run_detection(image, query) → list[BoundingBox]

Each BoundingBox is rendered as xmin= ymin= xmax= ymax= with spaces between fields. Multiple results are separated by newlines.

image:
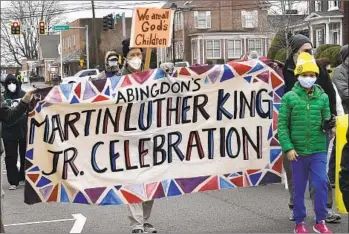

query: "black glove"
xmin=323 ymin=115 xmax=336 ymax=132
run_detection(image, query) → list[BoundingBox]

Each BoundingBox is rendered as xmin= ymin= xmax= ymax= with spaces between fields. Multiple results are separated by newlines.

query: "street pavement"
xmin=1 ymin=82 xmax=347 ymax=233
xmin=1 ymin=168 xmax=348 ymax=233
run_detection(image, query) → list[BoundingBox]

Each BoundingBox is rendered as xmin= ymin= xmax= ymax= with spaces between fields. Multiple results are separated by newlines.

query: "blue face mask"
xmin=298 ymin=76 xmax=317 ymax=88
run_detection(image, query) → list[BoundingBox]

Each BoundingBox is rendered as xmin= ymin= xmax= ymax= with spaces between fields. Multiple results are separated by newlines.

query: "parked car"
xmin=61 ymin=69 xmax=100 ymax=84
xmin=175 ymin=61 xmax=190 ymax=67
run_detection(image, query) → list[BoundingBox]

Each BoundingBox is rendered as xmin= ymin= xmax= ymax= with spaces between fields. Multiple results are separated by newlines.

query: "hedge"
xmin=267 ymin=32 xmax=287 ymax=60
xmin=318 ymin=46 xmax=341 ymax=67
xmin=274 ymin=48 xmax=287 ymax=63
xmin=315 ymin=44 xmax=338 ymax=59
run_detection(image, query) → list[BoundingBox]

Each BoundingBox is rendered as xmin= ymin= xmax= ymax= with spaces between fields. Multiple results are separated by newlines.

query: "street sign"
xmin=52 ymin=25 xmax=70 ymax=31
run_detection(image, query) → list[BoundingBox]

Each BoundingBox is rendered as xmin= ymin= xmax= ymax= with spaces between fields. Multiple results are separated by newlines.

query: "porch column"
xmin=197 ymin=39 xmax=201 ymax=64
xmin=340 ymin=21 xmax=343 ymax=45
xmin=309 ymin=25 xmax=314 ymax=45
xmin=325 ymin=22 xmax=330 ymax=44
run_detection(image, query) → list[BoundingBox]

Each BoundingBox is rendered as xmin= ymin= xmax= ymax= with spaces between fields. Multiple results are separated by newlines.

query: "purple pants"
xmin=291 ymin=152 xmax=328 ymax=224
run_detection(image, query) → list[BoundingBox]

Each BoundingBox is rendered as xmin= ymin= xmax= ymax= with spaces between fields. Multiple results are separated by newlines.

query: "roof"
xmin=268 ymin=15 xmax=306 ymax=30
xmin=39 ymin=35 xmax=60 ymax=59
xmin=52 ymin=50 xmax=83 ymax=65
xmin=316 ymin=10 xmax=344 ymax=17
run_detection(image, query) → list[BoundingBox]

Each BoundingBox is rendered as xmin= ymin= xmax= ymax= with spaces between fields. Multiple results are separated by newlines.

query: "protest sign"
xmin=130 ymin=7 xmax=174 ymax=48
xmin=24 ymin=61 xmax=284 ymax=206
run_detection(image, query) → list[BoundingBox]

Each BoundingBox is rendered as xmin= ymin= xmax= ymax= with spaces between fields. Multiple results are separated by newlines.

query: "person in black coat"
xmin=339 ymin=129 xmax=349 ymax=213
xmin=2 ymin=74 xmax=27 ymax=190
xmin=281 ymin=34 xmax=341 ymax=223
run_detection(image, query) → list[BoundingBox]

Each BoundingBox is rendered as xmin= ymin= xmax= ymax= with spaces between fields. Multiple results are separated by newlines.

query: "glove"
xmin=21 ymin=89 xmax=36 ymax=104
xmin=323 ymin=115 xmax=336 ymax=132
xmin=160 ymin=62 xmax=174 ymax=74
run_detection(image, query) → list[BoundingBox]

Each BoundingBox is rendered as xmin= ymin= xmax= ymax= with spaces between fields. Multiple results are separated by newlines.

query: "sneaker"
xmin=325 ymin=210 xmax=341 ymax=223
xmin=8 ymin=185 xmax=17 ymax=190
xmin=313 ymin=220 xmax=332 ymax=233
xmin=144 ymin=223 xmax=157 ymax=233
xmin=294 ymin=222 xmax=310 ymax=233
xmin=19 ymin=181 xmax=25 ymax=186
xmin=289 ymin=210 xmax=295 ymax=221
xmin=132 ymin=229 xmax=144 ymax=233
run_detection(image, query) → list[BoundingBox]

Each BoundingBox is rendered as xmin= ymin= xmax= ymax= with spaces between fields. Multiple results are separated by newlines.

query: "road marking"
xmin=5 ymin=213 xmax=87 ymax=233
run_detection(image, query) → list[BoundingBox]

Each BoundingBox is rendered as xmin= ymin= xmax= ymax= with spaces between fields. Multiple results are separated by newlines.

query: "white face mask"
xmin=7 ymin=83 xmax=17 ymax=93
xmin=108 ymin=60 xmax=118 ymax=67
xmin=127 ymin=57 xmax=142 ymax=70
xmin=298 ymin=76 xmax=317 ymax=88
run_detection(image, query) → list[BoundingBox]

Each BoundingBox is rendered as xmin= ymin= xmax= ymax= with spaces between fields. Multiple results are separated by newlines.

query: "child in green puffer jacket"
xmin=278 ymin=52 xmax=335 ymax=234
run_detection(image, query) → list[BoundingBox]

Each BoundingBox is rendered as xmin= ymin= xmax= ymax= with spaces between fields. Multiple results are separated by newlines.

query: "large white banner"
xmin=25 ymin=61 xmax=284 ymax=205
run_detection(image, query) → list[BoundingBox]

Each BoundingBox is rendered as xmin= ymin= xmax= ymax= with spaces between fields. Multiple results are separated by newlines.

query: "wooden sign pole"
xmin=144 ymin=48 xmax=152 ymax=71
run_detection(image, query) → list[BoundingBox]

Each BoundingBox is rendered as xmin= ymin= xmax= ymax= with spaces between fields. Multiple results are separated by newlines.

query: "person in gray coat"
xmin=0 ymin=88 xmax=35 ymax=233
xmin=333 ymin=44 xmax=349 ymax=114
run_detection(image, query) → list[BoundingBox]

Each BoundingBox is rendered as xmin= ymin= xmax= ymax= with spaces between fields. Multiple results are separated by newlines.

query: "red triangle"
xmin=244 ymin=173 xmax=250 ymax=186
xmin=74 ymin=83 xmax=81 ymax=98
xmin=253 ymin=78 xmax=259 ymax=83
xmin=47 ymin=185 xmax=59 ymax=202
xmin=179 ymin=67 xmax=191 ymax=76
xmin=152 ymin=183 xmax=165 ymax=199
xmin=199 ymin=176 xmax=219 ymax=192
xmin=132 ymin=70 xmax=154 ymax=84
xmin=272 ymin=156 xmax=283 ymax=174
xmin=121 ymin=75 xmax=132 ymax=87
xmin=28 ymin=174 xmax=39 ymax=184
xmin=230 ymin=176 xmax=243 ymax=187
xmin=146 ymin=182 xmax=158 ymax=199
xmin=231 ymin=62 xmax=252 ymax=76
xmin=271 ymin=72 xmax=283 ymax=89
xmin=247 ymin=169 xmax=260 ymax=175
xmin=92 ymin=95 xmax=109 ymax=102
xmin=273 ymin=110 xmax=278 ymax=131
xmin=270 ymin=138 xmax=280 ymax=146
xmin=121 ymin=189 xmax=143 ymax=204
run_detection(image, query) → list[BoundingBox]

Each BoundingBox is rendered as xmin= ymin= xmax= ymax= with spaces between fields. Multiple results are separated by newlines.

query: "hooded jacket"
xmin=97 ymin=51 xmax=122 ymax=79
xmin=1 ymin=74 xmax=27 ymax=140
xmin=332 ymin=45 xmax=349 ymax=114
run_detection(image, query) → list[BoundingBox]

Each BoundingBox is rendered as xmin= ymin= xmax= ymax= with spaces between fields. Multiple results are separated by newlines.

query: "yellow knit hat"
xmin=294 ymin=52 xmax=319 ymax=76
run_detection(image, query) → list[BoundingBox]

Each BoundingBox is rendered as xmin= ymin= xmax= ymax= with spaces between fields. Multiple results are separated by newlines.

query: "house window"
xmin=206 ymin=40 xmax=221 ymax=59
xmin=175 ymin=12 xmax=183 ymax=30
xmin=194 ymin=11 xmax=211 ymax=29
xmin=316 ymin=29 xmax=324 ymax=47
xmin=315 ymin=0 xmax=322 ymax=11
xmin=328 ymin=1 xmax=340 ymax=10
xmin=227 ymin=40 xmax=242 ymax=58
xmin=329 ymin=23 xmax=340 ymax=44
xmin=242 ymin=10 xmax=258 ymax=28
xmin=192 ymin=40 xmax=197 ymax=59
xmin=73 ymin=34 xmax=76 ymax=46
xmin=248 ymin=39 xmax=263 ymax=55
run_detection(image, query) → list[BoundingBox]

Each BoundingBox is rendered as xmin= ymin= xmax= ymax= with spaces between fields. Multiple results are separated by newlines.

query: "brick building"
xmin=158 ymin=0 xmax=271 ymax=65
xmin=52 ymin=17 xmax=132 ymax=76
xmin=343 ymin=0 xmax=348 ymax=45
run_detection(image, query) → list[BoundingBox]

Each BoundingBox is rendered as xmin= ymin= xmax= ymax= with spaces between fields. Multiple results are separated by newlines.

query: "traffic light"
xmin=39 ymin=20 xmax=45 ymax=35
xmin=103 ymin=14 xmax=114 ymax=31
xmin=80 ymin=59 xmax=85 ymax=68
xmin=115 ymin=14 xmax=121 ymax=20
xmin=11 ymin=21 xmax=21 ymax=35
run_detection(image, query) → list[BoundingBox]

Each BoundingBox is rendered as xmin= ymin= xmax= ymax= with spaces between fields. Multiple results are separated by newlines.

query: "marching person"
xmin=1 ymin=75 xmax=27 ymax=190
xmin=281 ymin=34 xmax=340 ymax=223
xmin=278 ymin=52 xmax=335 ymax=233
xmin=0 ymin=86 xmax=35 ymax=233
xmin=332 ymin=44 xmax=348 ymax=114
xmin=120 ymin=38 xmax=173 ymax=233
xmin=339 ymin=129 xmax=349 ymax=213
xmin=97 ymin=51 xmax=122 ymax=79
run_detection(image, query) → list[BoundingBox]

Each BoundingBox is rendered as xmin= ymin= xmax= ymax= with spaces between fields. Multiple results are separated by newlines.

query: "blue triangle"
xmin=114 ymin=185 xmax=122 ymax=190
xmin=60 ymin=185 xmax=70 ymax=202
xmin=36 ymin=176 xmax=52 ymax=188
xmin=112 ymin=93 xmax=117 ymax=98
xmin=110 ymin=75 xmax=122 ymax=89
xmin=237 ymin=171 xmax=243 ymax=175
xmin=60 ymin=83 xmax=73 ymax=100
xmin=100 ymin=189 xmax=123 ymax=205
xmin=70 ymin=96 xmax=80 ymax=104
xmin=73 ymin=191 xmax=89 ymax=204
xmin=268 ymin=125 xmax=273 ymax=140
xmin=244 ymin=76 xmax=252 ymax=83
xmin=162 ymin=180 xmax=170 ymax=193
xmin=154 ymin=69 xmax=166 ymax=80
xmin=204 ymin=77 xmax=209 ymax=84
xmin=219 ymin=177 xmax=234 ymax=189
xmin=269 ymin=91 xmax=273 ymax=97
xmin=273 ymin=104 xmax=280 ymax=111
xmin=249 ymin=172 xmax=263 ymax=185
xmin=229 ymin=173 xmax=240 ymax=177
xmin=248 ymin=63 xmax=264 ymax=74
xmin=167 ymin=180 xmax=182 ymax=197
xmin=36 ymin=102 xmax=43 ymax=113
xmin=270 ymin=149 xmax=282 ymax=164
xmin=220 ymin=65 xmax=234 ymax=82
xmin=28 ymin=166 xmax=40 ymax=172
xmin=104 ymin=86 xmax=110 ymax=96
xmin=276 ymin=86 xmax=284 ymax=97
xmin=26 ymin=149 xmax=34 ymax=160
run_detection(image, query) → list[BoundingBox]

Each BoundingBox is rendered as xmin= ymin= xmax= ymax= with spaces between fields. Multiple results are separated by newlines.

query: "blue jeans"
xmin=291 ymin=153 xmax=328 ymax=224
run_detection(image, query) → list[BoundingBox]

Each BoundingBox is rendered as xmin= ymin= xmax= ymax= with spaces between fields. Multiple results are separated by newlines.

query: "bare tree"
xmin=0 ymin=1 xmax=62 ymax=66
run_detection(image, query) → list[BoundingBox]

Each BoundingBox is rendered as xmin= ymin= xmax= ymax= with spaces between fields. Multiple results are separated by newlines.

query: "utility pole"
xmin=91 ymin=1 xmax=99 ymax=67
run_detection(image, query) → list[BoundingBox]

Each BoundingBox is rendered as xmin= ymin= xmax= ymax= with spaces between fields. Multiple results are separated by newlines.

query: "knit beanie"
xmin=290 ymin=34 xmax=312 ymax=54
xmin=122 ymin=38 xmax=143 ymax=58
xmin=294 ymin=52 xmax=319 ymax=76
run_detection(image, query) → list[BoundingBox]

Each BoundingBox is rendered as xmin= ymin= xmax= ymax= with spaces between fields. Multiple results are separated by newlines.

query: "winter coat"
xmin=333 ymin=84 xmax=345 ymax=116
xmin=332 ymin=64 xmax=349 ymax=114
xmin=2 ymin=75 xmax=27 ymax=140
xmin=278 ymin=82 xmax=331 ymax=155
xmin=339 ymin=129 xmax=349 ymax=193
xmin=282 ymin=58 xmax=337 ymax=116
